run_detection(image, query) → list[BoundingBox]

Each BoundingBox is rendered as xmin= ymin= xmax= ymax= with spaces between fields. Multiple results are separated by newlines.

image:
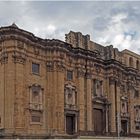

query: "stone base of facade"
xmin=1 ymin=131 xmax=140 ymax=139
xmin=128 ymin=133 xmax=140 ymax=137
xmin=0 ymin=133 xmax=50 ymax=139
xmin=49 ymin=134 xmax=78 ymax=139
xmin=109 ymin=132 xmax=118 ymax=137
xmin=79 ymin=130 xmax=95 ymax=136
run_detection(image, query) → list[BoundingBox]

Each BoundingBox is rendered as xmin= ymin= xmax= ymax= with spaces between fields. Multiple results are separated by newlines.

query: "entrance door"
xmin=94 ymin=109 xmax=104 ymax=135
xmin=66 ymin=115 xmax=75 ymax=135
xmin=121 ymin=120 xmax=127 ymax=136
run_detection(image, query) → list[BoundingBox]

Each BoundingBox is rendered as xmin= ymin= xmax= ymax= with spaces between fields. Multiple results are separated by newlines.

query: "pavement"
xmin=79 ymin=136 xmax=140 ymax=140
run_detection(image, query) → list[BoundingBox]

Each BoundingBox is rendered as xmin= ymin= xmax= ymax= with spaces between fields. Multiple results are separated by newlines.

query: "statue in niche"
xmin=29 ymin=84 xmax=43 ymax=111
xmin=64 ymin=84 xmax=76 ymax=106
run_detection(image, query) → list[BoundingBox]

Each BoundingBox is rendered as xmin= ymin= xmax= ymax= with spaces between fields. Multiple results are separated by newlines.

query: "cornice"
xmin=0 ymin=25 xmax=140 ymax=78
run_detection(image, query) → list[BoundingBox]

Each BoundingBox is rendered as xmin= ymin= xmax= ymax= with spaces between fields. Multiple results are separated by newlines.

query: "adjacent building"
xmin=0 ymin=23 xmax=140 ymax=138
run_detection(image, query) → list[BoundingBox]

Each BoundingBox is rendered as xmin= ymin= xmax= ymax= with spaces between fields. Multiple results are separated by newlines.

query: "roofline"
xmin=122 ymin=49 xmax=140 ymax=58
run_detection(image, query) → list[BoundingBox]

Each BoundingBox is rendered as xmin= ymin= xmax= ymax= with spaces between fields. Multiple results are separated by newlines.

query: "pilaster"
xmin=109 ymin=78 xmax=116 ymax=134
xmin=77 ymin=69 xmax=85 ymax=131
xmin=52 ymin=70 xmax=58 ymax=134
xmin=129 ymin=87 xmax=135 ymax=134
xmin=57 ymin=70 xmax=65 ymax=134
xmin=116 ymin=81 xmax=121 ymax=136
xmin=46 ymin=61 xmax=54 ymax=134
xmin=14 ymin=56 xmax=25 ymax=130
xmin=86 ymin=77 xmax=92 ymax=131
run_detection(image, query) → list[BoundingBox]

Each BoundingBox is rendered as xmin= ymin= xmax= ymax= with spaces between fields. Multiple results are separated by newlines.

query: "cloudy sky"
xmin=1 ymin=1 xmax=140 ymax=54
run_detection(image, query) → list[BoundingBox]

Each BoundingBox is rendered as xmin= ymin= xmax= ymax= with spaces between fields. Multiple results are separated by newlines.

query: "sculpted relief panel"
xmin=64 ymin=84 xmax=77 ymax=109
xmin=29 ymin=84 xmax=43 ymax=111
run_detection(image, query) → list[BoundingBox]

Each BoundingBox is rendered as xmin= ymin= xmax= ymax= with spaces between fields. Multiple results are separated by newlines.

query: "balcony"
xmin=29 ymin=103 xmax=43 ymax=111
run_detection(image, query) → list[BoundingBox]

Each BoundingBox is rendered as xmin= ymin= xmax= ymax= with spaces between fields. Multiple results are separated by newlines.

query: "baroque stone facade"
xmin=0 ymin=23 xmax=140 ymax=138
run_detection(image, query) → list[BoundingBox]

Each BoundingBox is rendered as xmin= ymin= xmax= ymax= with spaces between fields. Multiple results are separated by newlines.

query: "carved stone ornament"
xmin=17 ymin=41 xmax=24 ymax=49
xmin=68 ymin=56 xmax=72 ymax=64
xmin=96 ymin=67 xmax=101 ymax=73
xmin=12 ymin=51 xmax=26 ymax=64
xmin=89 ymin=61 xmax=94 ymax=67
xmin=60 ymin=52 xmax=64 ymax=59
xmin=0 ymin=50 xmax=8 ymax=64
xmin=95 ymin=64 xmax=101 ymax=74
xmin=85 ymin=70 xmax=92 ymax=79
xmin=29 ymin=84 xmax=43 ymax=112
xmin=127 ymin=81 xmax=134 ymax=91
xmin=64 ymin=83 xmax=77 ymax=110
xmin=34 ymin=47 xmax=40 ymax=55
xmin=77 ymin=68 xmax=85 ymax=78
xmin=56 ymin=61 xmax=65 ymax=72
xmin=46 ymin=61 xmax=54 ymax=71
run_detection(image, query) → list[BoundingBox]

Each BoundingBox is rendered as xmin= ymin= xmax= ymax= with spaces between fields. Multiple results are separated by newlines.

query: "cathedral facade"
xmin=0 ymin=24 xmax=140 ymax=138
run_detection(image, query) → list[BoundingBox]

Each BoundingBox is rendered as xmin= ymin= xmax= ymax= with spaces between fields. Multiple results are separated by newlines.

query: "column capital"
xmin=85 ymin=72 xmax=92 ymax=79
xmin=12 ymin=51 xmax=26 ymax=64
xmin=77 ymin=68 xmax=85 ymax=78
xmin=0 ymin=51 xmax=8 ymax=64
xmin=54 ymin=60 xmax=65 ymax=72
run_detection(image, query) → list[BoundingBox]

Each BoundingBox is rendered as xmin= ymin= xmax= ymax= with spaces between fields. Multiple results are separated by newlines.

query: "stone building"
xmin=0 ymin=23 xmax=140 ymax=138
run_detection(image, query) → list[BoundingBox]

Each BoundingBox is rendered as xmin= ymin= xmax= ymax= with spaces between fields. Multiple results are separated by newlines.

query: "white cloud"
xmin=47 ymin=24 xmax=56 ymax=33
xmin=94 ymin=12 xmax=140 ymax=53
xmin=0 ymin=1 xmax=140 ymax=54
xmin=113 ymin=34 xmax=124 ymax=46
xmin=112 ymin=13 xmax=127 ymax=23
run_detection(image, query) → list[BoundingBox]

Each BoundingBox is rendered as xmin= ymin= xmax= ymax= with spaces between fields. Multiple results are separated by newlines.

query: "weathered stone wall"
xmin=0 ymin=25 xmax=140 ymax=138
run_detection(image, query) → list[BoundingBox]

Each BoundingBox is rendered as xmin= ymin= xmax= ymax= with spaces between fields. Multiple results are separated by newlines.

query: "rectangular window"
xmin=31 ymin=116 xmax=41 ymax=122
xmin=67 ymin=70 xmax=73 ymax=80
xmin=32 ymin=63 xmax=40 ymax=74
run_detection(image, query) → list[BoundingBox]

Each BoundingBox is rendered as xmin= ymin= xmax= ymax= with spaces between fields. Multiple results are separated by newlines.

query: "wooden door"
xmin=66 ymin=115 xmax=75 ymax=135
xmin=121 ymin=120 xmax=127 ymax=136
xmin=94 ymin=109 xmax=103 ymax=135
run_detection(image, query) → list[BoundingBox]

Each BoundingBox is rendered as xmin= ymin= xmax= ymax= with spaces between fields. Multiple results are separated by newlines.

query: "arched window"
xmin=136 ymin=60 xmax=139 ymax=70
xmin=129 ymin=57 xmax=133 ymax=67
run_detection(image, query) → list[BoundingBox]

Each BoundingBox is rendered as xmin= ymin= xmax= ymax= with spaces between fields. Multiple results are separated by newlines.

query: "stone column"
xmin=0 ymin=63 xmax=5 ymax=129
xmin=86 ymin=77 xmax=92 ymax=132
xmin=0 ymin=45 xmax=16 ymax=134
xmin=1 ymin=51 xmax=15 ymax=131
xmin=46 ymin=62 xmax=54 ymax=134
xmin=13 ymin=57 xmax=26 ymax=135
xmin=129 ymin=87 xmax=134 ymax=134
xmin=50 ymin=60 xmax=65 ymax=136
xmin=57 ymin=70 xmax=65 ymax=134
xmin=105 ymin=105 xmax=109 ymax=133
xmin=52 ymin=70 xmax=58 ymax=134
xmin=77 ymin=70 xmax=85 ymax=132
xmin=116 ymin=82 xmax=121 ymax=136
xmin=109 ymin=78 xmax=116 ymax=135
